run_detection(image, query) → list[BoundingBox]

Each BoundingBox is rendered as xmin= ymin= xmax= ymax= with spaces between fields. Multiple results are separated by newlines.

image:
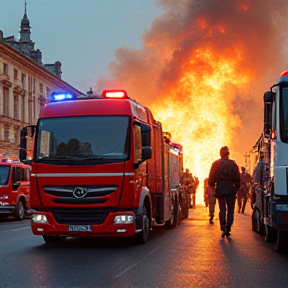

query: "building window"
xmin=14 ymin=69 xmax=18 ymax=80
xmin=14 ymin=129 xmax=19 ymax=144
xmin=14 ymin=95 xmax=19 ymax=120
xmin=3 ymin=88 xmax=9 ymax=117
xmin=21 ymin=73 xmax=26 ymax=89
xmin=33 ymin=96 xmax=36 ymax=122
xmin=39 ymin=83 xmax=43 ymax=93
xmin=29 ymin=99 xmax=33 ymax=124
xmin=28 ymin=76 xmax=32 ymax=92
xmin=3 ymin=63 xmax=8 ymax=75
xmin=21 ymin=95 xmax=25 ymax=122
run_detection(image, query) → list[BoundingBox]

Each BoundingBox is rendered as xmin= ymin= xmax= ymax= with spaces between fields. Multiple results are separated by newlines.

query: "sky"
xmin=0 ymin=0 xmax=164 ymax=93
xmin=2 ymin=0 xmax=288 ymax=186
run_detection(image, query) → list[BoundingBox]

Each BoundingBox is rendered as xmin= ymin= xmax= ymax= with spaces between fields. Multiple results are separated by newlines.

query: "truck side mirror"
xmin=142 ymin=146 xmax=152 ymax=161
xmin=19 ymin=125 xmax=36 ymax=163
xmin=19 ymin=128 xmax=28 ymax=161
xmin=133 ymin=146 xmax=152 ymax=169
xmin=263 ymin=91 xmax=274 ymax=134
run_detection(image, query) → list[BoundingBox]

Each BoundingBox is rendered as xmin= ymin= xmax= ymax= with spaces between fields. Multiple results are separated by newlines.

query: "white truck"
xmin=251 ymin=70 xmax=288 ymax=252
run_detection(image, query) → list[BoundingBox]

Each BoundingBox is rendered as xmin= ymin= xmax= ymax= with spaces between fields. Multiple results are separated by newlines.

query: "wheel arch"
xmin=136 ymin=187 xmax=152 ymax=219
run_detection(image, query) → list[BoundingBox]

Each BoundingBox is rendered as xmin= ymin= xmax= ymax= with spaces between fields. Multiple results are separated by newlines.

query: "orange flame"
xmin=150 ymin=47 xmax=246 ymax=185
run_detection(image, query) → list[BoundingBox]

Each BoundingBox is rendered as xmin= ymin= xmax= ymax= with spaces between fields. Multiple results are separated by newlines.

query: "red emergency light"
xmin=102 ymin=90 xmax=128 ymax=99
xmin=280 ymin=71 xmax=288 ymax=78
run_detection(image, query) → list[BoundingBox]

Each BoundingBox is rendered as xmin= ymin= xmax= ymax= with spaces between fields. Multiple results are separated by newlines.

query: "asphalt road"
xmin=1 ymin=204 xmax=288 ymax=288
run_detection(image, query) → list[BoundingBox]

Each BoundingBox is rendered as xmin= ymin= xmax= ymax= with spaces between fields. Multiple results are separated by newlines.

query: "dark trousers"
xmin=237 ymin=190 xmax=248 ymax=212
xmin=218 ymin=193 xmax=236 ymax=232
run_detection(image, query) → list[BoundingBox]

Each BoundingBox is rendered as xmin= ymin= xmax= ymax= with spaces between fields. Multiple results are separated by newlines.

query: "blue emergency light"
xmin=50 ymin=92 xmax=75 ymax=102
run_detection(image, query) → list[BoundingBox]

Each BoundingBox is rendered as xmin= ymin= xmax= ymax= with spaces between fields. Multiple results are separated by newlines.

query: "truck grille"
xmin=43 ymin=185 xmax=118 ymax=205
xmin=52 ymin=208 xmax=107 ymax=225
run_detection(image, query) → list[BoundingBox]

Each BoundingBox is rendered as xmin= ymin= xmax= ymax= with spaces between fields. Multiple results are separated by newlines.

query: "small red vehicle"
xmin=0 ymin=158 xmax=31 ymax=220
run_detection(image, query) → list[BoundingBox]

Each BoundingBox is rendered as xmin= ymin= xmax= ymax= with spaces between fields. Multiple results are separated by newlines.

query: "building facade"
xmin=0 ymin=3 xmax=83 ymax=157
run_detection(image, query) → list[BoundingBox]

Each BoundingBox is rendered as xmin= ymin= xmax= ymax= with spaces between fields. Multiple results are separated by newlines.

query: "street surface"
xmin=1 ymin=204 xmax=288 ymax=288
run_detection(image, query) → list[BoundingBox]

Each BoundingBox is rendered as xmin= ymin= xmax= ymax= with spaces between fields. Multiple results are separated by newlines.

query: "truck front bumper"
xmin=31 ymin=211 xmax=137 ymax=237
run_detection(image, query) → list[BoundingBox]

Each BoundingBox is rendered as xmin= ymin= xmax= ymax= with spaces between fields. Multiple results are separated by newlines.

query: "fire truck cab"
xmin=19 ymin=90 xmax=183 ymax=243
xmin=0 ymin=158 xmax=31 ymax=220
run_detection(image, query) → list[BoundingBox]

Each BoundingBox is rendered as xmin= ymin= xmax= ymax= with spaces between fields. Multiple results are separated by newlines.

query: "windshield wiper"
xmin=38 ymin=155 xmax=104 ymax=162
xmin=77 ymin=156 xmax=104 ymax=161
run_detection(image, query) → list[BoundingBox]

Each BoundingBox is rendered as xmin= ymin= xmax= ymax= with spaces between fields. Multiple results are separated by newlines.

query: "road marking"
xmin=115 ymin=246 xmax=160 ymax=278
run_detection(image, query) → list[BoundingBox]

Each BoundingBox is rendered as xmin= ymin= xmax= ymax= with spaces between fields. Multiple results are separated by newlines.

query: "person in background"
xmin=208 ymin=146 xmax=240 ymax=238
xmin=251 ymin=151 xmax=267 ymax=207
xmin=182 ymin=168 xmax=194 ymax=208
xmin=237 ymin=167 xmax=252 ymax=213
xmin=192 ymin=176 xmax=199 ymax=209
xmin=204 ymin=177 xmax=216 ymax=224
xmin=204 ymin=178 xmax=209 ymax=209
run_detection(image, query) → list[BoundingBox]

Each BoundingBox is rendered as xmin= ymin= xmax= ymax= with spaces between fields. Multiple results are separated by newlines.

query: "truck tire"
xmin=174 ymin=198 xmax=180 ymax=227
xmin=180 ymin=198 xmax=189 ymax=221
xmin=134 ymin=205 xmax=150 ymax=244
xmin=252 ymin=208 xmax=262 ymax=234
xmin=264 ymin=224 xmax=275 ymax=243
xmin=274 ymin=231 xmax=287 ymax=253
xmin=14 ymin=200 xmax=25 ymax=221
xmin=165 ymin=200 xmax=176 ymax=229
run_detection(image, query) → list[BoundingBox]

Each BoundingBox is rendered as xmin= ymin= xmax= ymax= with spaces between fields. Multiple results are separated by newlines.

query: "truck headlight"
xmin=32 ymin=214 xmax=48 ymax=224
xmin=113 ymin=215 xmax=135 ymax=224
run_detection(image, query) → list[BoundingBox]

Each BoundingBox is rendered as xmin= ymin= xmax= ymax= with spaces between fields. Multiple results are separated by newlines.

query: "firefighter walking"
xmin=204 ymin=177 xmax=216 ymax=224
xmin=237 ymin=167 xmax=252 ymax=213
xmin=181 ymin=169 xmax=195 ymax=208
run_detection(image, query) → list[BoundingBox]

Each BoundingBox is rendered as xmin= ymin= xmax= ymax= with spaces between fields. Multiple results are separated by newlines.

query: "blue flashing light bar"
xmin=50 ymin=92 xmax=75 ymax=102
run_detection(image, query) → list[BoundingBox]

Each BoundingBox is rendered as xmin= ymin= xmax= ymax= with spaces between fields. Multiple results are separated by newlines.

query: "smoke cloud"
xmin=96 ymin=0 xmax=288 ymax=178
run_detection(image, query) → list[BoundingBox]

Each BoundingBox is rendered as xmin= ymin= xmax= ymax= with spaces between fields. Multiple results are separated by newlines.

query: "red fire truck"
xmin=0 ymin=158 xmax=31 ymax=220
xmin=19 ymin=90 xmax=184 ymax=243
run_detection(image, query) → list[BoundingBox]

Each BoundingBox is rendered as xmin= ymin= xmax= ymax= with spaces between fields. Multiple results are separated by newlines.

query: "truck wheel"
xmin=134 ymin=205 xmax=150 ymax=244
xmin=252 ymin=208 xmax=262 ymax=233
xmin=165 ymin=200 xmax=176 ymax=229
xmin=14 ymin=200 xmax=25 ymax=221
xmin=174 ymin=198 xmax=180 ymax=227
xmin=180 ymin=198 xmax=189 ymax=221
xmin=264 ymin=224 xmax=274 ymax=243
xmin=274 ymin=231 xmax=287 ymax=253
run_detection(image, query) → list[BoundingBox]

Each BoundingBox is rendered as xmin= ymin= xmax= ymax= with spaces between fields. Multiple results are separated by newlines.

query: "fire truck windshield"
xmin=0 ymin=165 xmax=10 ymax=185
xmin=36 ymin=116 xmax=130 ymax=164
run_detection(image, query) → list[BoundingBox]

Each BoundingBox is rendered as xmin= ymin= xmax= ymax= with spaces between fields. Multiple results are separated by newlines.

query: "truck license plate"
xmin=68 ymin=225 xmax=92 ymax=232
